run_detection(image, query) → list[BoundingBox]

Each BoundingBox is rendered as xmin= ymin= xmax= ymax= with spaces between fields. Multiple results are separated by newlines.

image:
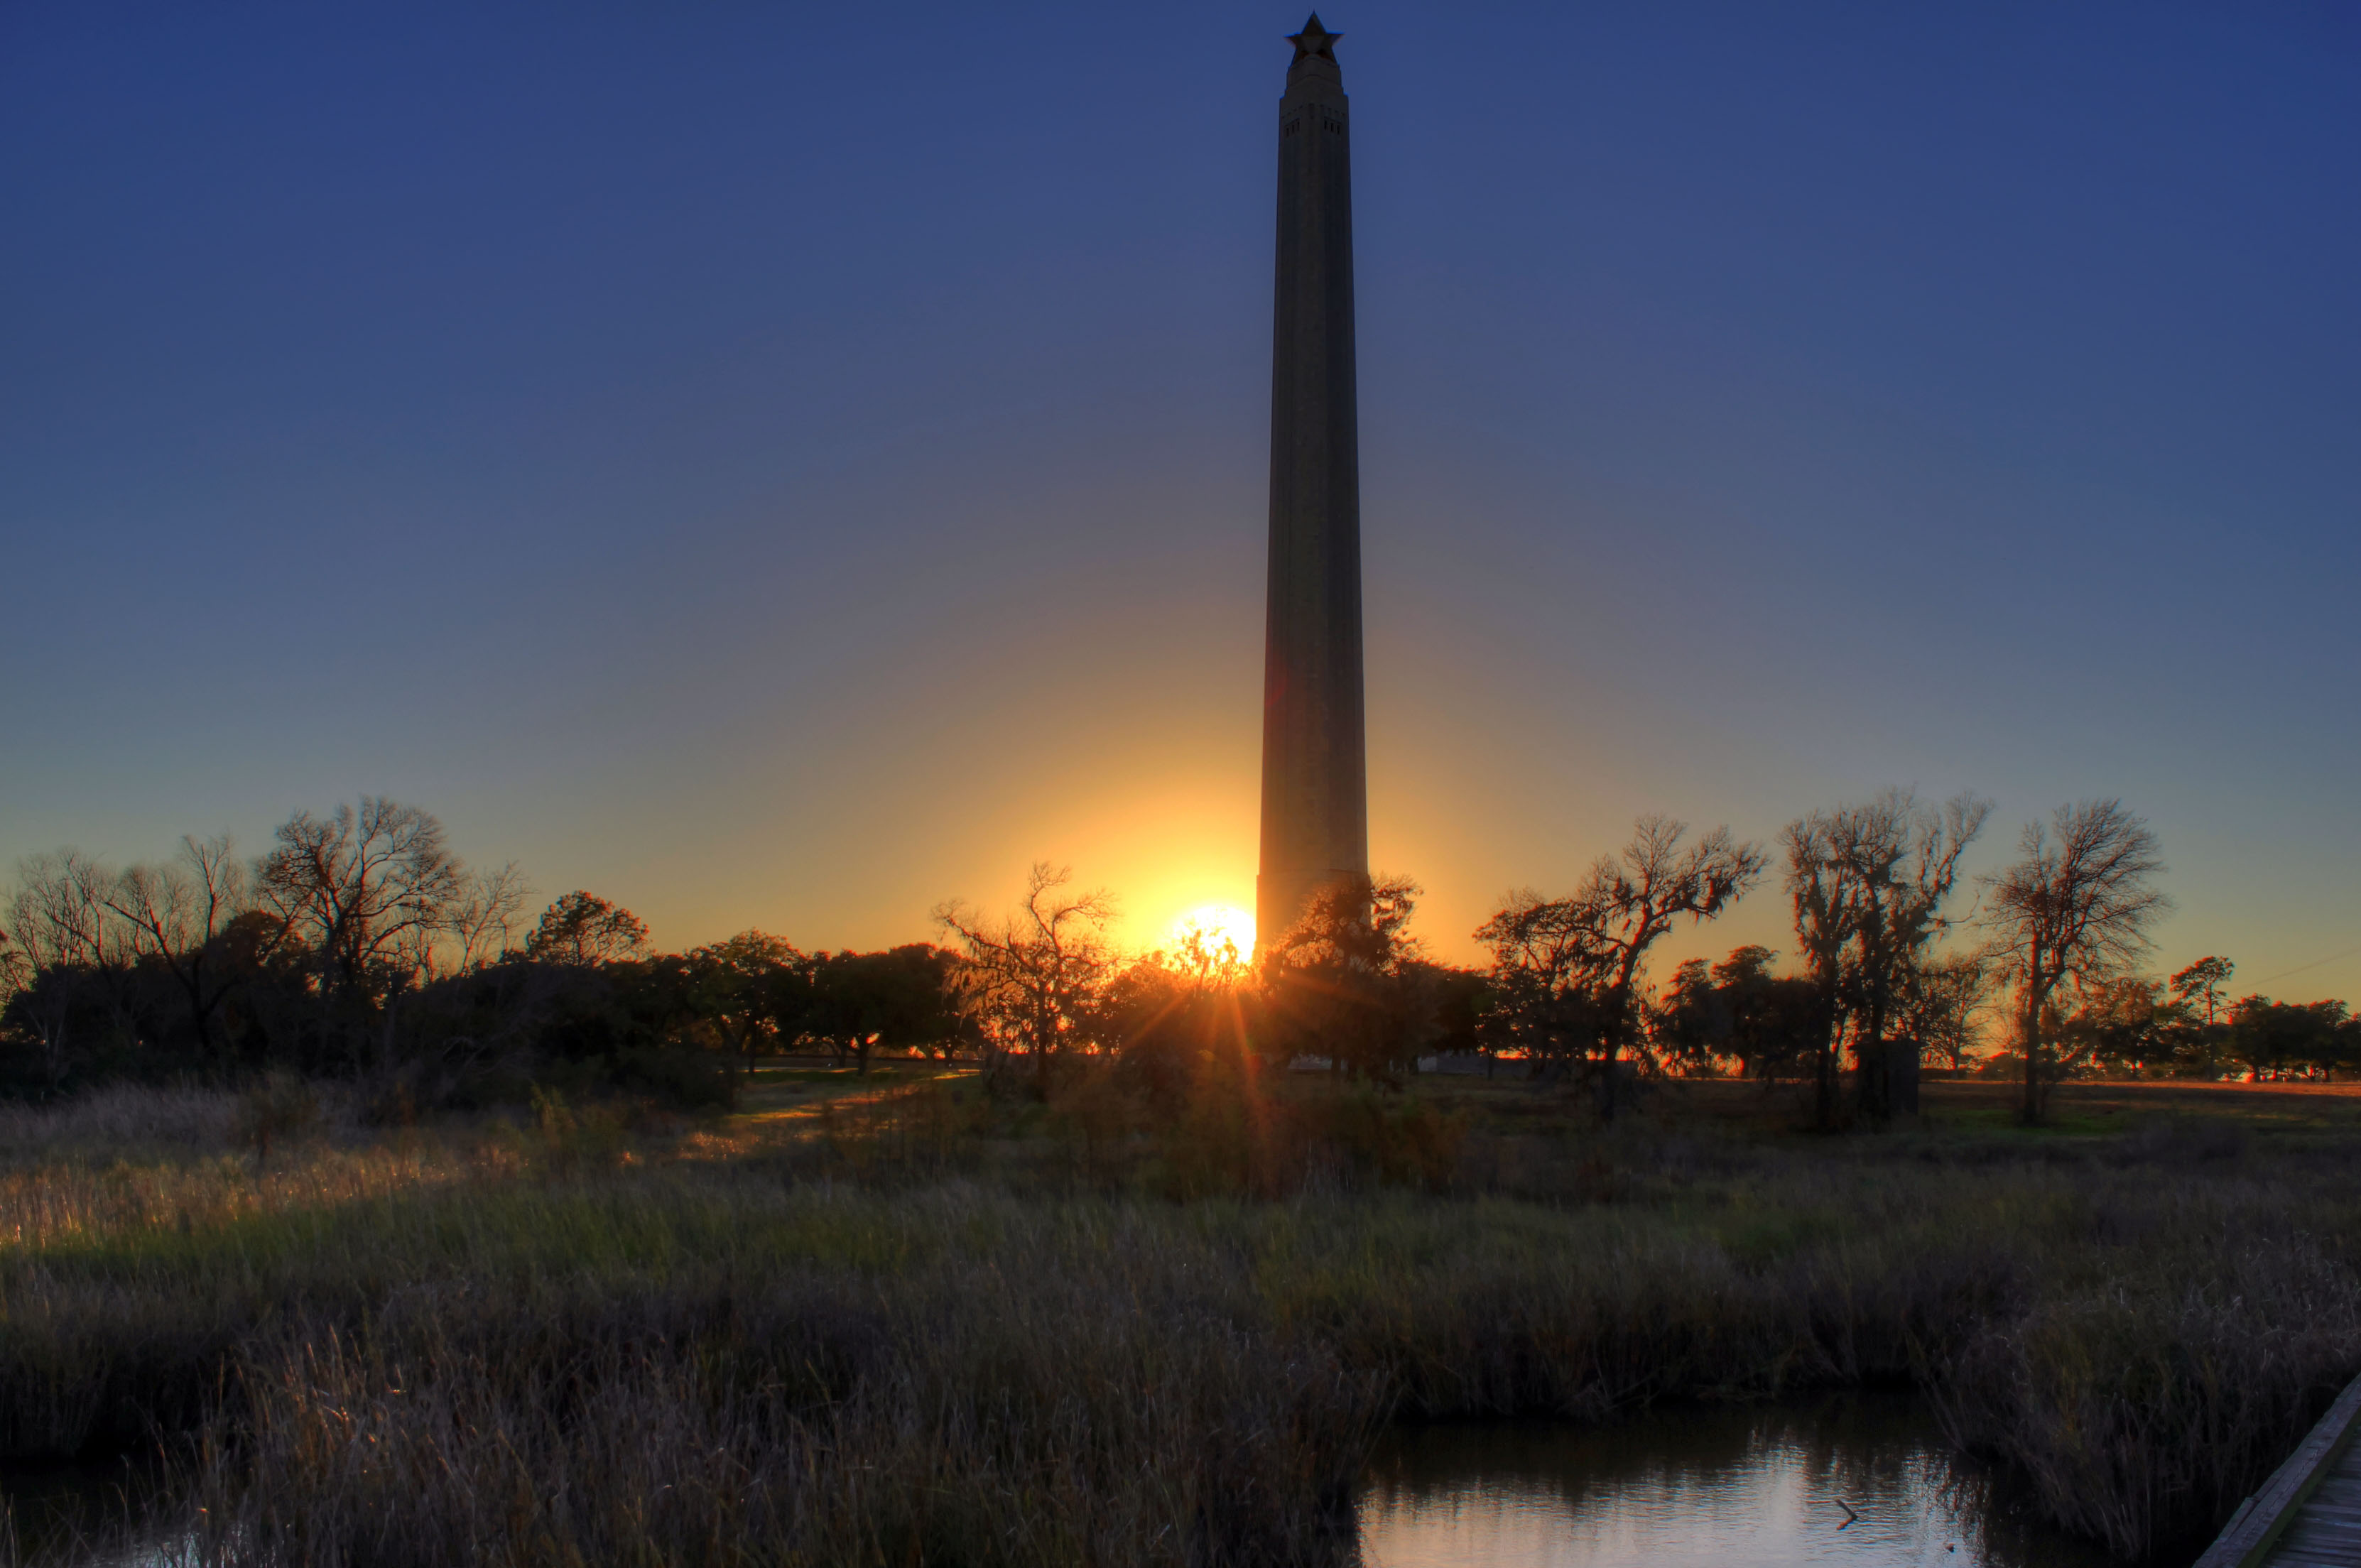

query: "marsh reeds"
xmin=0 ymin=1082 xmax=2355 ymax=1562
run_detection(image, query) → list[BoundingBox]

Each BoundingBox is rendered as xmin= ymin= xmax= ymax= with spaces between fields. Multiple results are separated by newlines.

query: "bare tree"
xmin=0 ymin=920 xmax=26 ymax=1048
xmin=1782 ymin=791 xmax=1988 ymax=1123
xmin=935 ymin=863 xmax=1117 ymax=1094
xmin=256 ymin=799 xmax=469 ymax=1070
xmin=1825 ymin=790 xmax=1989 ymax=1118
xmin=1781 ymin=815 xmax=1852 ymax=1127
xmin=447 ymin=863 xmax=532 ymax=971
xmin=257 ymin=799 xmax=465 ymax=998
xmin=1983 ymin=799 xmax=2171 ymax=1122
xmin=104 ymin=834 xmax=271 ymax=1063
xmin=1479 ymin=816 xmax=1764 ymax=1109
xmin=6 ymin=851 xmax=125 ymax=1084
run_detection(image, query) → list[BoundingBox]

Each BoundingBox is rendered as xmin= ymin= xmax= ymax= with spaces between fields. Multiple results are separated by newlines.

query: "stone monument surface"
xmin=1256 ymin=14 xmax=1370 ymax=952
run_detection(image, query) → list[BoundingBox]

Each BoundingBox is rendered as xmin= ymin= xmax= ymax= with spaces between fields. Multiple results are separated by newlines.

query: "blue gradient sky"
xmin=4 ymin=3 xmax=2356 ymax=996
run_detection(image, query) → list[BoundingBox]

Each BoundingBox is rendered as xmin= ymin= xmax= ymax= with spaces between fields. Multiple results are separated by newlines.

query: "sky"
xmin=4 ymin=2 xmax=2357 ymax=997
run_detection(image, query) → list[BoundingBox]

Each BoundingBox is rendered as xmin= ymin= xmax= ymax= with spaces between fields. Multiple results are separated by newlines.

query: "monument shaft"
xmin=1257 ymin=16 xmax=1368 ymax=952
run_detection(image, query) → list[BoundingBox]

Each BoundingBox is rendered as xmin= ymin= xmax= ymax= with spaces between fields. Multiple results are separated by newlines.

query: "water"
xmin=4 ymin=1397 xmax=2134 ymax=1567
xmin=1357 ymin=1395 xmax=2126 ymax=1568
xmin=0 ymin=1457 xmax=163 ymax=1566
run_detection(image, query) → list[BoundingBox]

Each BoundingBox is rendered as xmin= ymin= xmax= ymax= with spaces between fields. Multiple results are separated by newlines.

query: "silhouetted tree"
xmin=449 ymin=864 xmax=532 ymax=971
xmin=1900 ymin=950 xmax=1991 ymax=1072
xmin=0 ymin=923 xmax=25 ymax=1045
xmin=1827 ymin=790 xmax=1988 ymax=1118
xmin=2159 ymin=956 xmax=2236 ymax=1076
xmin=682 ymin=932 xmax=805 ymax=1075
xmin=805 ymin=946 xmax=960 ymax=1074
xmin=1259 ymin=873 xmax=1431 ymax=1082
xmin=935 ymin=863 xmax=1117 ymax=1094
xmin=103 ymin=835 xmax=274 ymax=1066
xmin=2058 ymin=975 xmax=2169 ymax=1077
xmin=1654 ymin=957 xmax=1730 ymax=1075
xmin=1102 ymin=927 xmax=1257 ymax=1106
xmin=2172 ymin=956 xmax=2235 ymax=1027
xmin=1650 ymin=945 xmax=1824 ymax=1080
xmin=2226 ymin=995 xmax=2352 ymax=1080
xmin=256 ymin=798 xmax=466 ymax=1029
xmin=6 ymin=851 xmax=124 ymax=1085
xmin=1167 ymin=915 xmax=1249 ymax=993
xmin=524 ymin=892 xmax=651 ymax=967
xmin=1781 ymin=791 xmax=1988 ymax=1125
xmin=1781 ymin=817 xmax=1852 ymax=1126
xmin=1473 ymin=888 xmax=1614 ymax=1072
xmin=1424 ymin=964 xmax=1491 ymax=1065
xmin=1983 ymin=799 xmax=2170 ymax=1123
xmin=1480 ymin=817 xmax=1763 ymax=1113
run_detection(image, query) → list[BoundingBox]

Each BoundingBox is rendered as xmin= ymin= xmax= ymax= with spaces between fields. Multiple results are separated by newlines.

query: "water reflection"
xmin=1358 ymin=1395 xmax=2120 ymax=1568
xmin=0 ymin=1456 xmax=167 ymax=1567
xmin=6 ymin=1398 xmax=2128 ymax=1568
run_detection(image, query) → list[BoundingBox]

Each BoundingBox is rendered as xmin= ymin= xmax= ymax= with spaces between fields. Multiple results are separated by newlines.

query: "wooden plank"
xmin=2283 ymin=1531 xmax=2361 ymax=1551
xmin=2286 ymin=1513 xmax=2361 ymax=1537
xmin=2193 ymin=1372 xmax=2361 ymax=1568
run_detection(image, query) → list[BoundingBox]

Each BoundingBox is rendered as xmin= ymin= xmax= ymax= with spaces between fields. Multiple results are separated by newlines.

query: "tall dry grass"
xmin=0 ymin=1082 xmax=509 ymax=1258
xmin=0 ymin=1084 xmax=2354 ymax=1562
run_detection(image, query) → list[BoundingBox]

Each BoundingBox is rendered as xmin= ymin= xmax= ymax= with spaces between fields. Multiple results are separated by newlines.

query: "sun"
xmin=1167 ymin=903 xmax=1255 ymax=959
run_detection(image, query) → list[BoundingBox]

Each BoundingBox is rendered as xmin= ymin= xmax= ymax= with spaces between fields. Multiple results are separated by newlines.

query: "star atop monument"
xmin=1287 ymin=13 xmax=1340 ymax=64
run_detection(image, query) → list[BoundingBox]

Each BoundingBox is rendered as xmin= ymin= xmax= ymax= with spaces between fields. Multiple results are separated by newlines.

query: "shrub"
xmin=229 ymin=1073 xmax=318 ymax=1167
xmin=604 ymin=1046 xmax=737 ymax=1112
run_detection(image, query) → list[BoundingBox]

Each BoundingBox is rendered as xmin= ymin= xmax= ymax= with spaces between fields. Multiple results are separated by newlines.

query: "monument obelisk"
xmin=1256 ymin=13 xmax=1368 ymax=953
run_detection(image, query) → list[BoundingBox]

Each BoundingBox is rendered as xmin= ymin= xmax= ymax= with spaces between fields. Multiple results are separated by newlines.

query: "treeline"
xmin=0 ymin=799 xmax=962 ymax=1110
xmin=4 ymin=791 xmax=2353 ymax=1123
xmin=1441 ymin=793 xmax=2349 ymax=1123
xmin=927 ymin=792 xmax=2352 ymax=1127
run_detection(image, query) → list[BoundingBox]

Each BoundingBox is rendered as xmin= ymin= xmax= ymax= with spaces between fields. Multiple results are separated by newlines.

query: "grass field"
xmin=1 ymin=1067 xmax=2357 ymax=1564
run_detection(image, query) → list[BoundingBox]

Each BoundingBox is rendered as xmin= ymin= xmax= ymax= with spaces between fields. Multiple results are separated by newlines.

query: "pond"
xmin=0 ymin=1455 xmax=163 ymax=1567
xmin=5 ymin=1396 xmax=2147 ymax=1567
xmin=1357 ymin=1395 xmax=2128 ymax=1568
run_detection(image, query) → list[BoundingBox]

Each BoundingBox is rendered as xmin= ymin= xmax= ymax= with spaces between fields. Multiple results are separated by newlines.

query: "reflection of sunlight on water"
xmin=10 ymin=1400 xmax=2115 ymax=1568
xmin=1357 ymin=1398 xmax=2116 ymax=1568
xmin=1364 ymin=1463 xmax=1964 ymax=1568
